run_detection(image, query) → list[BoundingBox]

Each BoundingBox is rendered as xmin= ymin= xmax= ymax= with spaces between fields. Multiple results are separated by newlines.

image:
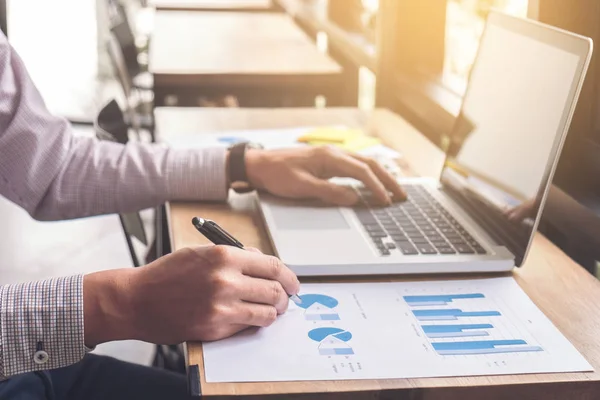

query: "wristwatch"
xmin=228 ymin=141 xmax=263 ymax=193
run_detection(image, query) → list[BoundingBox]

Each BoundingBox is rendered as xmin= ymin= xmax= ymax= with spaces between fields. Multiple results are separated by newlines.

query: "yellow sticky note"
xmin=297 ymin=127 xmax=363 ymax=144
xmin=339 ymin=135 xmax=381 ymax=151
xmin=304 ymin=136 xmax=381 ymax=151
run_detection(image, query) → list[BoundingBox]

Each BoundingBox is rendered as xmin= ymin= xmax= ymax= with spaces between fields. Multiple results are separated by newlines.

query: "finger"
xmin=298 ymin=172 xmax=359 ymax=206
xmin=233 ymin=302 xmax=279 ymax=327
xmin=507 ymin=208 xmax=525 ymax=222
xmin=245 ymin=247 xmax=263 ymax=254
xmin=236 ymin=250 xmax=300 ymax=297
xmin=350 ymin=153 xmax=407 ymax=201
xmin=320 ymin=148 xmax=391 ymax=205
xmin=238 ymin=276 xmax=289 ymax=314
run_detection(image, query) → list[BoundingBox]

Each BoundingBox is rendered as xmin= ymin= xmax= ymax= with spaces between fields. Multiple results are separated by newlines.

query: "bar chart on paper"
xmin=403 ymin=292 xmax=544 ymax=357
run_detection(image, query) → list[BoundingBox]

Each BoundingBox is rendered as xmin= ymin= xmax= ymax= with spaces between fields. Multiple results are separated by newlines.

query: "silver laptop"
xmin=257 ymin=12 xmax=593 ymax=276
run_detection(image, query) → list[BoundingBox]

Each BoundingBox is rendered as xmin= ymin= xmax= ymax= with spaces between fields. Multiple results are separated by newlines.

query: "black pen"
xmin=191 ymin=217 xmax=303 ymax=305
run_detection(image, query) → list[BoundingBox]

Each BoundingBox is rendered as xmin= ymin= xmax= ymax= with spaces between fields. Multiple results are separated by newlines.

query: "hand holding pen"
xmin=192 ymin=217 xmax=303 ymax=306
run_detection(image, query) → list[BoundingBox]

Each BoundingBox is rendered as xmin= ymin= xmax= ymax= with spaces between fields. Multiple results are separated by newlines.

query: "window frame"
xmin=375 ymin=0 xmax=540 ymax=147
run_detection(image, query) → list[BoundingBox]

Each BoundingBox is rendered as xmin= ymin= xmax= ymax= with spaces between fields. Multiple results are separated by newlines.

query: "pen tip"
xmin=290 ymin=294 xmax=303 ymax=305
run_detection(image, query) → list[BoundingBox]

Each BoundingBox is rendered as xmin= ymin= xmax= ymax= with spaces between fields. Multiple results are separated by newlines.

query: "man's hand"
xmin=504 ymin=198 xmax=539 ymax=222
xmin=245 ymin=146 xmax=406 ymax=206
xmin=83 ymin=246 xmax=300 ymax=346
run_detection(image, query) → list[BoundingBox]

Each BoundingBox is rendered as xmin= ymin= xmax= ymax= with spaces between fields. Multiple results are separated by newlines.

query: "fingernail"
xmin=377 ymin=195 xmax=391 ymax=206
xmin=396 ymin=192 xmax=408 ymax=202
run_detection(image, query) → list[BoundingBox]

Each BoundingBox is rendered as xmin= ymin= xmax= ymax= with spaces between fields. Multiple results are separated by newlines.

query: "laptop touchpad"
xmin=269 ymin=203 xmax=350 ymax=230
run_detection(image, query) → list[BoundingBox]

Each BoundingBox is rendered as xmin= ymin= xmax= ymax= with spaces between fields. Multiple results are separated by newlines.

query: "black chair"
xmin=107 ymin=0 xmax=153 ymax=91
xmin=94 ymin=99 xmax=149 ymax=267
xmin=106 ymin=31 xmax=155 ymax=142
xmin=94 ymin=99 xmax=185 ymax=373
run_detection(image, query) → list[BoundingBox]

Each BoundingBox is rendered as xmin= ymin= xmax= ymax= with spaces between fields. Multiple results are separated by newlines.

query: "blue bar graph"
xmin=422 ymin=324 xmax=493 ymax=338
xmin=404 ymin=293 xmax=485 ymax=306
xmin=405 ymin=292 xmax=544 ymax=357
xmin=432 ymin=340 xmax=543 ymax=355
xmin=413 ymin=309 xmax=501 ymax=321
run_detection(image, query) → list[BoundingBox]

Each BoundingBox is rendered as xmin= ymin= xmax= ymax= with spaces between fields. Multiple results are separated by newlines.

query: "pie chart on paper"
xmin=308 ymin=327 xmax=354 ymax=356
xmin=296 ymin=294 xmax=340 ymax=321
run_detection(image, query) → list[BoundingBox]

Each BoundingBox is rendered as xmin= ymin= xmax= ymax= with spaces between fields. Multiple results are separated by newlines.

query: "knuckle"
xmin=266 ymin=255 xmax=283 ymax=278
xmin=277 ymin=299 xmax=289 ymax=314
xmin=208 ymin=271 xmax=235 ymax=293
xmin=206 ymin=245 xmax=231 ymax=265
xmin=205 ymin=303 xmax=228 ymax=324
xmin=243 ymin=306 xmax=258 ymax=322
xmin=315 ymin=145 xmax=336 ymax=157
xmin=365 ymin=157 xmax=381 ymax=169
xmin=263 ymin=307 xmax=278 ymax=326
xmin=269 ymin=281 xmax=285 ymax=304
xmin=357 ymin=162 xmax=372 ymax=175
xmin=353 ymin=163 xmax=372 ymax=180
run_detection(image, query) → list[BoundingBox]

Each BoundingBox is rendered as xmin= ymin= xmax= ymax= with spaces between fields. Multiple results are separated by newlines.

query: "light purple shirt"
xmin=0 ymin=32 xmax=228 ymax=378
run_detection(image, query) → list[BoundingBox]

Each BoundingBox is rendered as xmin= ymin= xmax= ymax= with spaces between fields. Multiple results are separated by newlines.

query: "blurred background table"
xmin=148 ymin=0 xmax=274 ymax=12
xmin=149 ymin=10 xmax=343 ymax=107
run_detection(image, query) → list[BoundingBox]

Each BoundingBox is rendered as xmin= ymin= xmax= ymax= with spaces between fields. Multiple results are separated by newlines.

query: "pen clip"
xmin=206 ymin=220 xmax=244 ymax=248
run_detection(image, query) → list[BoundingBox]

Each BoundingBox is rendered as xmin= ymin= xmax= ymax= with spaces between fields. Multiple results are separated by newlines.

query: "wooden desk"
xmin=148 ymin=0 xmax=273 ymax=12
xmin=157 ymin=107 xmax=600 ymax=399
xmin=149 ymin=11 xmax=343 ymax=107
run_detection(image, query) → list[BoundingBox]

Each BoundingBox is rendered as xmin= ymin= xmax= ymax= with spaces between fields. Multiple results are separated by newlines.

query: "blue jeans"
xmin=0 ymin=354 xmax=192 ymax=400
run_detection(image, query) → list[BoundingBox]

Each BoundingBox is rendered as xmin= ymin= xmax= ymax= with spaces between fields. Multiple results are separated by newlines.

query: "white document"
xmin=203 ymin=277 xmax=592 ymax=382
xmin=164 ymin=127 xmax=402 ymax=159
xmin=165 ymin=127 xmax=310 ymax=150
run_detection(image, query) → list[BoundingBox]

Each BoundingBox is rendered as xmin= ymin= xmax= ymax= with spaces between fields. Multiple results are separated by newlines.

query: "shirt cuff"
xmin=0 ymin=275 xmax=86 ymax=378
xmin=164 ymin=146 xmax=229 ymax=201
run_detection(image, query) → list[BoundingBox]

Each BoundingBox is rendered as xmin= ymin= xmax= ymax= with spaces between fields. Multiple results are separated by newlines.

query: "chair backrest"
xmin=94 ymin=99 xmax=149 ymax=267
xmin=95 ymin=99 xmax=129 ymax=143
xmin=107 ymin=32 xmax=134 ymax=101
xmin=106 ymin=33 xmax=144 ymax=137
xmin=107 ymin=0 xmax=142 ymax=78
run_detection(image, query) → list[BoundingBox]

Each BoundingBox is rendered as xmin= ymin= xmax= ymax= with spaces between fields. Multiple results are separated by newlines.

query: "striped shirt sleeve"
xmin=0 ymin=28 xmax=228 ymax=378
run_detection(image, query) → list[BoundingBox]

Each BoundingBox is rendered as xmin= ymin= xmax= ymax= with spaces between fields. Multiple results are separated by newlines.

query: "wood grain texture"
xmin=149 ymin=0 xmax=273 ymax=12
xmin=157 ymin=107 xmax=600 ymax=398
xmin=149 ymin=11 xmax=341 ymax=90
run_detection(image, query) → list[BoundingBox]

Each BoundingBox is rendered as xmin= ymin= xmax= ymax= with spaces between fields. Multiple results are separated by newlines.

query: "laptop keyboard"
xmin=353 ymin=185 xmax=487 ymax=256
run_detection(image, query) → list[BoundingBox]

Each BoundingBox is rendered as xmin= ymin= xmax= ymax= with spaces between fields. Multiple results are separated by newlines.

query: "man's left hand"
xmin=245 ymin=146 xmax=406 ymax=206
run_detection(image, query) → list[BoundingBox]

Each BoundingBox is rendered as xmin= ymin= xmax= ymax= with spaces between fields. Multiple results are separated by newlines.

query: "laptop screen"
xmin=440 ymin=12 xmax=592 ymax=266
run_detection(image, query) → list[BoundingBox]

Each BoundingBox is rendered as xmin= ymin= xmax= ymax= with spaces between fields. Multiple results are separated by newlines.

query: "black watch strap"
xmin=228 ymin=142 xmax=254 ymax=193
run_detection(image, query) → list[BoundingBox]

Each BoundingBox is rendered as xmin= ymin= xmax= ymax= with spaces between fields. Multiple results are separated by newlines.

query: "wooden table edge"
xmin=149 ymin=0 xmax=274 ymax=12
xmin=150 ymin=72 xmax=344 ymax=89
xmin=152 ymin=5 xmax=275 ymax=12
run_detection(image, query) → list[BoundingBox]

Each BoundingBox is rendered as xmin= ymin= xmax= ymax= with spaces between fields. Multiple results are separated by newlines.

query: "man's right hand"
xmin=83 ymin=246 xmax=300 ymax=347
